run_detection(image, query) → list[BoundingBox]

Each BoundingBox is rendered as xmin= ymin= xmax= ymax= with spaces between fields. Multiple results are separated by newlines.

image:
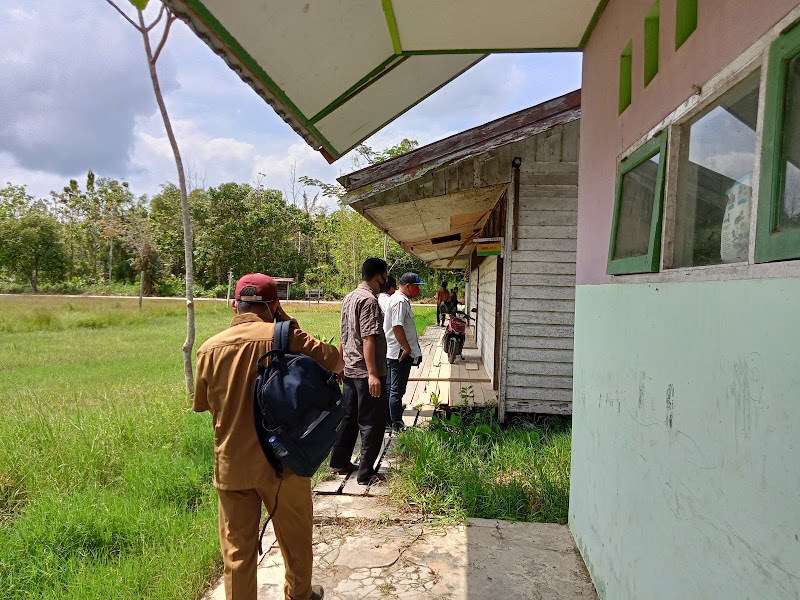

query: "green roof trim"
xmin=579 ymin=0 xmax=610 ymax=49
xmin=331 ymin=56 xmax=489 ymax=160
xmin=309 ymin=55 xmax=408 ymax=124
xmin=382 ymin=0 xmax=403 ymax=54
xmin=401 ymin=47 xmax=580 ymax=55
xmin=181 ymin=0 xmax=340 ymax=157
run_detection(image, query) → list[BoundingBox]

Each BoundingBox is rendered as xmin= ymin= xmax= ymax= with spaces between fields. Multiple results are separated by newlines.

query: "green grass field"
xmin=0 ymin=296 xmax=436 ymax=600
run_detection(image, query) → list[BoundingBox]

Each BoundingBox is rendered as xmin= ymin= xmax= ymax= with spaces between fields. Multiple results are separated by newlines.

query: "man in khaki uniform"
xmin=194 ymin=273 xmax=343 ymax=600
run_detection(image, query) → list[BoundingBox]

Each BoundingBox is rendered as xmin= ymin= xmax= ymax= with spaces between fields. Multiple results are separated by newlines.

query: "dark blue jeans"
xmin=387 ymin=357 xmax=413 ymax=425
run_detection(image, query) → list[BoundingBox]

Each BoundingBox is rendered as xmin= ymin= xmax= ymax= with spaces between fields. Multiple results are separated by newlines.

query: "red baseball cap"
xmin=234 ymin=273 xmax=278 ymax=303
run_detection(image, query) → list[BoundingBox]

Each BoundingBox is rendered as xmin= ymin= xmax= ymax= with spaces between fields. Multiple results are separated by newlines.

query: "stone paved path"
xmin=202 ymin=496 xmax=597 ymax=600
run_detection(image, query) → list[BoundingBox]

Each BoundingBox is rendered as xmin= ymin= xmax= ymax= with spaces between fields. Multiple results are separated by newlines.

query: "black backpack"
xmin=253 ymin=320 xmax=344 ymax=478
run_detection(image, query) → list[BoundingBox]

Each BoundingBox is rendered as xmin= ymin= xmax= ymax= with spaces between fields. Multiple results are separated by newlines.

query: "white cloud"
xmin=703 ymin=151 xmax=755 ymax=182
xmin=6 ymin=7 xmax=35 ymax=21
xmin=0 ymin=152 xmax=75 ymax=199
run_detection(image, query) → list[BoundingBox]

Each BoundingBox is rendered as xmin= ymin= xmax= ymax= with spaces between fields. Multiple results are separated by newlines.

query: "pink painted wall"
xmin=576 ymin=0 xmax=798 ymax=285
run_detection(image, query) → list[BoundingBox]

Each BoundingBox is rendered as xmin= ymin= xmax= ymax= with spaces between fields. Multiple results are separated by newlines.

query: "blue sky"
xmin=1 ymin=1 xmax=581 ymax=210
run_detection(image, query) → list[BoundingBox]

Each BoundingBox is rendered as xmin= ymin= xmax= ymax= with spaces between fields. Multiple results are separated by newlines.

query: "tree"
xmin=193 ymin=182 xmax=308 ymax=286
xmin=119 ymin=197 xmax=158 ymax=308
xmin=106 ymin=0 xmax=196 ymax=395
xmin=354 ymin=139 xmax=419 ymax=165
xmin=0 ymin=197 xmax=67 ymax=293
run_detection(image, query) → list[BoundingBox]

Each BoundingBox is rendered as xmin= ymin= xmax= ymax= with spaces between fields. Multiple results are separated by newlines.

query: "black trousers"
xmin=329 ymin=376 xmax=388 ymax=483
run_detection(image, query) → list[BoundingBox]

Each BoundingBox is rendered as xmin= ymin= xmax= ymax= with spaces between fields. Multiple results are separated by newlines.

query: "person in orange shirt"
xmin=435 ymin=281 xmax=450 ymax=326
xmin=194 ymin=273 xmax=343 ymax=600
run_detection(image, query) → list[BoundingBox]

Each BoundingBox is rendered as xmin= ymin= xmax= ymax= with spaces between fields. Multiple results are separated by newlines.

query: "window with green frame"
xmin=608 ymin=133 xmax=668 ymax=274
xmin=756 ymin=20 xmax=800 ymax=262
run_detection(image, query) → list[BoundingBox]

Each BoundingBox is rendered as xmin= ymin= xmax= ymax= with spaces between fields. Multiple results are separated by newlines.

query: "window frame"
xmin=755 ymin=20 xmax=800 ymax=263
xmin=607 ymin=132 xmax=668 ymax=275
xmin=664 ymin=67 xmax=763 ymax=270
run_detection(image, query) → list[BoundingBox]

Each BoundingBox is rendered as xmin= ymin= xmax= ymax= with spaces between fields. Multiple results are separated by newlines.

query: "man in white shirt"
xmin=384 ymin=272 xmax=424 ymax=431
xmin=378 ymin=275 xmax=397 ymax=315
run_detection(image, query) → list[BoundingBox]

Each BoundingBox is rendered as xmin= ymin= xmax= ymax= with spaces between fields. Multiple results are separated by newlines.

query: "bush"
xmin=196 ymin=284 xmax=229 ymax=299
xmin=154 ymin=275 xmax=184 ymax=297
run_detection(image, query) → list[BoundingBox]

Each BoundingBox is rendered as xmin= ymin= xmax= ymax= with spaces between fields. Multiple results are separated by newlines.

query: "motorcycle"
xmin=443 ymin=309 xmax=470 ymax=364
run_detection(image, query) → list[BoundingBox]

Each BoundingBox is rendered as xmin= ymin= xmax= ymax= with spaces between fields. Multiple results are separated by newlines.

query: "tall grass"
xmin=0 ymin=297 xmax=345 ymax=600
xmin=390 ymin=410 xmax=571 ymax=524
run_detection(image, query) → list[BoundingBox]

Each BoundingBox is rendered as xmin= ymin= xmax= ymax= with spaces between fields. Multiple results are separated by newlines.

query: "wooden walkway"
xmin=313 ymin=325 xmax=497 ymax=498
xmin=403 ymin=325 xmax=497 ymax=410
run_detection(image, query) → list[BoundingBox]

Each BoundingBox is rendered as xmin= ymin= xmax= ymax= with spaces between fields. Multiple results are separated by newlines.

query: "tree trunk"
xmin=138 ymin=10 xmax=195 ymax=395
xmin=109 ymin=237 xmax=114 ymax=281
xmin=139 ymin=269 xmax=145 ymax=310
xmin=29 ymin=271 xmax=38 ymax=294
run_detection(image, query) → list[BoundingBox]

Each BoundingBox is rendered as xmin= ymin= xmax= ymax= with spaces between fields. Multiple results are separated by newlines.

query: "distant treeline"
xmin=0 ymin=172 xmax=461 ymax=299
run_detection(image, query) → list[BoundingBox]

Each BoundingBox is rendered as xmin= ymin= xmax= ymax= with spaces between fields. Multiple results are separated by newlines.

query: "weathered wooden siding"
xmin=476 ymin=256 xmax=498 ymax=385
xmin=504 ymin=119 xmax=578 ymax=415
xmin=468 ymin=263 xmax=478 ymax=334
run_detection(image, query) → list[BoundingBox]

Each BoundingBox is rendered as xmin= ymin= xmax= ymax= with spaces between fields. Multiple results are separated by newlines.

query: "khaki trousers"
xmin=217 ymin=471 xmax=313 ymax=600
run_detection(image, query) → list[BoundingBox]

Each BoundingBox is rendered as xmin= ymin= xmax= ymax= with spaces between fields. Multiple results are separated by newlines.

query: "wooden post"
xmin=226 ymin=270 xmax=233 ymax=303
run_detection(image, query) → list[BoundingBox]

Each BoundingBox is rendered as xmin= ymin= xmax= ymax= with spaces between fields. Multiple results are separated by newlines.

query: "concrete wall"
xmin=572 ymin=1 xmax=800 ymax=598
xmin=570 ymin=279 xmax=800 ymax=599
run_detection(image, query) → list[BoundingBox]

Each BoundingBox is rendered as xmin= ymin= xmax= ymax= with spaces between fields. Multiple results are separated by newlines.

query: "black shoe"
xmin=330 ymin=462 xmax=358 ymax=475
xmin=391 ymin=421 xmax=405 ymax=433
xmin=311 ymin=584 xmax=325 ymax=599
xmin=357 ymin=472 xmax=387 ymax=486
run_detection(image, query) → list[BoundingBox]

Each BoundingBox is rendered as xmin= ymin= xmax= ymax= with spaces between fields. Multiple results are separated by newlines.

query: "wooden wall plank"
xmin=508 ymin=336 xmax=574 ymax=350
xmin=520 ymin=171 xmax=579 ymax=186
xmin=509 ymin=298 xmax=575 ymax=312
xmin=458 ymin=159 xmax=473 ymax=191
xmin=511 ymin=274 xmax=576 ymax=287
xmin=561 ymin=120 xmax=580 ymax=162
xmin=482 ymin=156 xmax=500 ymax=186
xmin=507 ymin=324 xmax=574 ymax=337
xmin=512 ymin=249 xmax=577 ymax=263
xmin=508 ymin=310 xmax=575 ymax=325
xmin=517 ymin=225 xmax=577 ymax=239
xmin=519 ymin=161 xmax=578 ymax=174
xmin=506 ymin=361 xmax=574 ymax=376
xmin=506 ymin=374 xmax=573 ymax=389
xmin=508 ymin=348 xmax=573 ymax=362
xmin=535 ymin=126 xmax=563 ymax=162
xmin=510 ymin=286 xmax=575 ymax=300
xmin=520 ymin=184 xmax=578 ymax=199
xmin=511 ymin=261 xmax=576 ymax=274
xmin=506 ymin=386 xmax=573 ymax=401
xmin=517 ymin=211 xmax=578 ymax=227
xmin=445 ymin=165 xmax=459 ymax=194
xmin=433 ymin=168 xmax=447 ymax=196
xmin=515 ymin=238 xmax=577 ymax=251
xmin=505 ymin=399 xmax=573 ymax=415
xmin=519 ymin=197 xmax=578 ymax=211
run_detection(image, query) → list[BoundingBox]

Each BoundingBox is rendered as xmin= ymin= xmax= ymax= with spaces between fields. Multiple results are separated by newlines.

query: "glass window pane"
xmin=674 ymin=70 xmax=761 ymax=267
xmin=613 ymin=153 xmax=660 ymax=260
xmin=779 ymin=55 xmax=800 ymax=232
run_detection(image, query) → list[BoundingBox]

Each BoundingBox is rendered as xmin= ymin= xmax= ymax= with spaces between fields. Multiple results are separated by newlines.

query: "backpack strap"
xmin=273 ymin=320 xmax=292 ymax=352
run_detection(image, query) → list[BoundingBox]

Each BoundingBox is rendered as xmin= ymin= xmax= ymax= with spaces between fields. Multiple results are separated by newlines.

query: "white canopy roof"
xmin=164 ymin=0 xmax=602 ymax=161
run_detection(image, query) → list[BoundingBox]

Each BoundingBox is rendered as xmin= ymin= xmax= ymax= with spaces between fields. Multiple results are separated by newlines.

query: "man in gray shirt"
xmin=329 ymin=258 xmax=389 ymax=485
